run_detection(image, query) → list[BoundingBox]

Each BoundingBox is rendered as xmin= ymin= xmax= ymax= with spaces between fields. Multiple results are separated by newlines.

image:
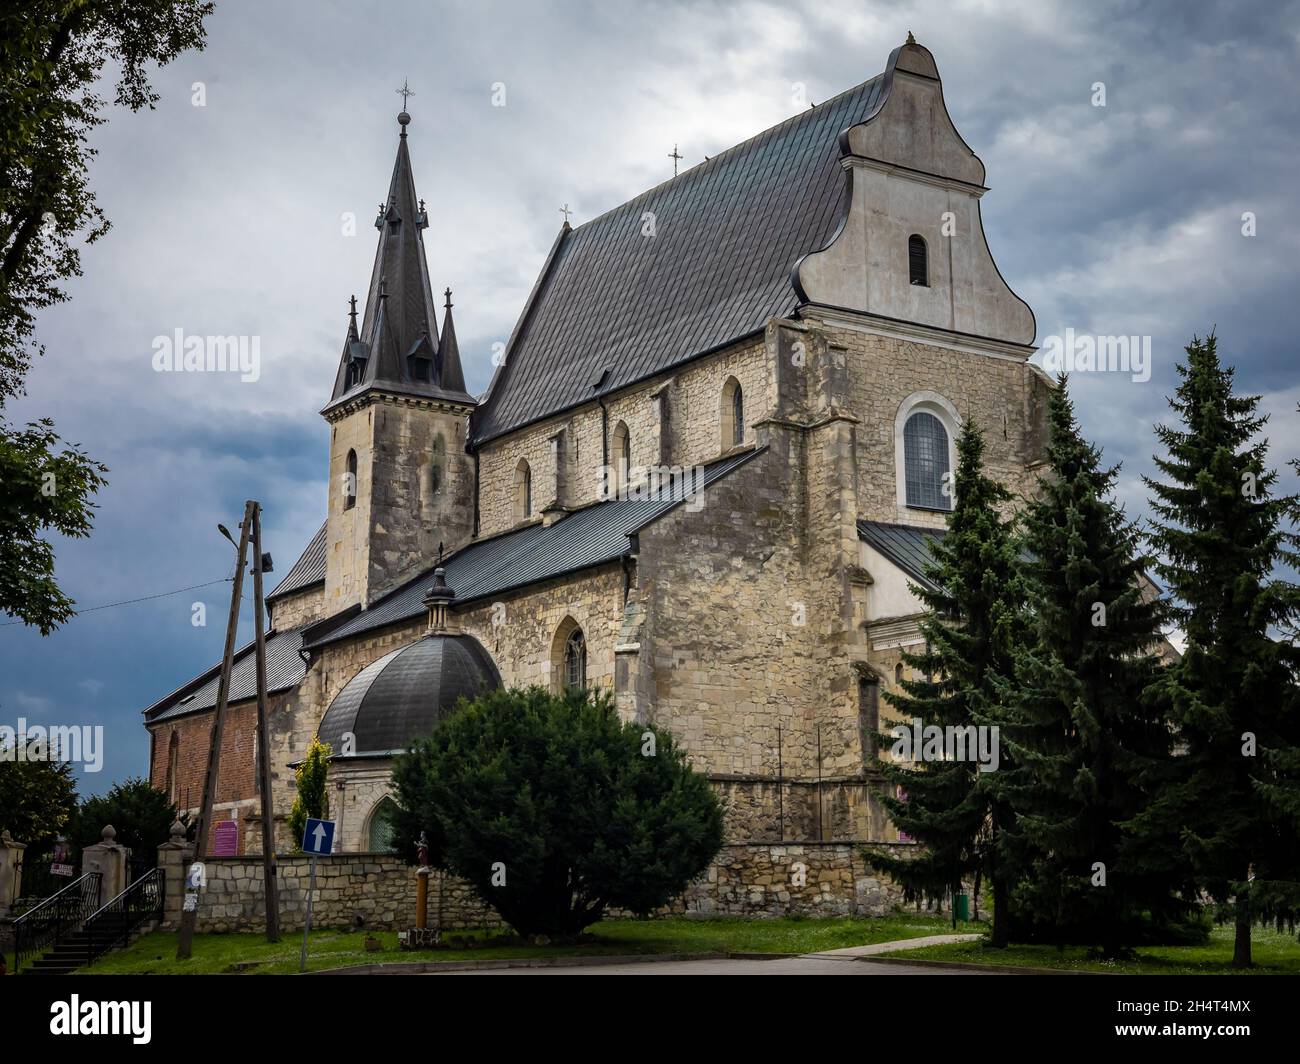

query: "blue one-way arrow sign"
xmin=303 ymin=817 xmax=335 ymax=855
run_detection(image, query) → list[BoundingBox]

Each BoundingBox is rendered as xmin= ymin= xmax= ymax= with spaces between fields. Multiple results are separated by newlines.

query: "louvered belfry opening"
xmin=908 ymin=233 xmax=928 ymax=287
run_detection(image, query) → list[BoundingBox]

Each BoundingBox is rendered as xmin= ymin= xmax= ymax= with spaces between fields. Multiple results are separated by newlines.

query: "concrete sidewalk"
xmin=808 ymin=932 xmax=983 ymax=958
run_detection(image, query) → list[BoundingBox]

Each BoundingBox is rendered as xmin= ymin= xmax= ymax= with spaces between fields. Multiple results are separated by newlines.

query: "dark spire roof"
xmin=438 ymin=287 xmax=466 ymax=394
xmin=325 ymin=112 xmax=476 ymax=412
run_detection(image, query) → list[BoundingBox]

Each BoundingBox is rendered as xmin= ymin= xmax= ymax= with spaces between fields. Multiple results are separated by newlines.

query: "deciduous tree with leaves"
xmin=0 ymin=1 xmax=212 ymax=630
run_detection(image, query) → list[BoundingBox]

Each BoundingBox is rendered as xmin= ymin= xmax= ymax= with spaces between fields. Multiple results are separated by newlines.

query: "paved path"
xmin=438 ymin=955 xmax=995 ymax=975
xmin=811 ymin=932 xmax=983 ymax=958
xmin=432 ymin=935 xmax=999 ymax=976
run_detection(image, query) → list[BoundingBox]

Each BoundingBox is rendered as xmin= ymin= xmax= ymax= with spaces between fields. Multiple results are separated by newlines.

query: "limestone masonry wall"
xmin=475 ymin=334 xmax=770 ymax=537
xmin=828 ymin=324 xmax=1049 ymax=528
xmin=157 ymin=840 xmax=930 ymax=934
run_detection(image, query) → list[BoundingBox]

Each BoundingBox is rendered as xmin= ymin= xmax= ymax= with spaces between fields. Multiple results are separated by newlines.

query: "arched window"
xmin=165 ymin=731 xmax=179 ymax=803
xmin=611 ymin=421 xmax=630 ymax=498
xmin=430 ymin=435 xmax=444 ymax=497
xmin=367 ymin=796 xmax=399 ymax=853
xmin=551 ymin=617 xmax=587 ymax=693
xmin=903 ymin=411 xmax=951 ymax=510
xmin=908 ymin=234 xmax=928 ymax=287
xmin=563 ymin=628 xmax=587 ymax=691
xmin=721 ymin=376 xmax=744 ymax=450
xmin=894 ymin=662 xmax=904 ymax=686
xmin=344 ymin=449 xmax=357 ymax=511
xmin=514 ymin=459 xmax=532 ymax=523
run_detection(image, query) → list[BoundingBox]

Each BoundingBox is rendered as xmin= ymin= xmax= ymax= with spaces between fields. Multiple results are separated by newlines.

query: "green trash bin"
xmin=955 ymin=892 xmax=970 ymax=921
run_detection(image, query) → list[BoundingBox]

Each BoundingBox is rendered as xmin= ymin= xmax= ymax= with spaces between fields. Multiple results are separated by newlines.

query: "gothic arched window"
xmin=908 ymin=234 xmax=928 ymax=287
xmin=903 ymin=411 xmax=952 ymax=510
xmin=563 ymin=627 xmax=587 ymax=691
xmin=721 ymin=377 xmax=744 ymax=450
xmin=166 ymin=731 xmax=179 ymax=803
xmin=611 ymin=421 xmax=630 ymax=497
xmin=367 ymin=797 xmax=399 ymax=853
xmin=345 ymin=449 xmax=358 ymax=511
xmin=514 ymin=459 xmax=532 ymax=523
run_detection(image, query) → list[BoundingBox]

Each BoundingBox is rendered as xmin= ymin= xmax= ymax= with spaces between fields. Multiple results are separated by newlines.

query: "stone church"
xmin=143 ymin=36 xmax=1050 ymax=896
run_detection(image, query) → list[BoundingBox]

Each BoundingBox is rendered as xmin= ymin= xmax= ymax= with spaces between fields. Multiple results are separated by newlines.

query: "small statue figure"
xmin=416 ymin=831 xmax=429 ymax=868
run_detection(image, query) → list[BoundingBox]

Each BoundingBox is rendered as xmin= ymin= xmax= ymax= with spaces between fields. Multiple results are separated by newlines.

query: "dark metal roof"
xmin=857 ymin=520 xmax=948 ymax=593
xmin=317 ymin=633 xmax=501 ymax=756
xmin=305 ymin=447 xmax=762 ymax=650
xmin=324 ymin=115 xmax=474 ymax=412
xmin=268 ymin=522 xmax=326 ymax=600
xmin=144 ymin=627 xmax=308 ymax=724
xmin=470 ymin=75 xmax=888 ymax=444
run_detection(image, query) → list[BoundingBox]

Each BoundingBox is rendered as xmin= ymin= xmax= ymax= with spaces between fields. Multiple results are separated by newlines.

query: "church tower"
xmin=321 ymin=107 xmax=476 ymax=612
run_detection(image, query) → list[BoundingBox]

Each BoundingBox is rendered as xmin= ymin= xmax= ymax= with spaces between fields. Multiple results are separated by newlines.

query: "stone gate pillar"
xmin=0 ymin=831 xmax=26 ymax=915
xmin=80 ymin=825 xmax=128 ymax=907
xmin=157 ymin=819 xmax=192 ymax=928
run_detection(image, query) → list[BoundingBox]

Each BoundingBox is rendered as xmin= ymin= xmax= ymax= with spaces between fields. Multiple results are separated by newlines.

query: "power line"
xmin=0 ymin=577 xmax=235 ymax=627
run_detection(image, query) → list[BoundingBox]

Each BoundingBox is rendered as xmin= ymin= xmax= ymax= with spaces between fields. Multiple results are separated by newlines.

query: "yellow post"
xmin=416 ymin=867 xmax=429 ymax=930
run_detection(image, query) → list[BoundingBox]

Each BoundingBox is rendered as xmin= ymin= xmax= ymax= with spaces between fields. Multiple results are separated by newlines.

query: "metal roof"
xmin=304 ymin=447 xmax=762 ymax=650
xmin=317 ymin=633 xmax=501 ymax=756
xmin=268 ymin=522 xmax=326 ymax=600
xmin=857 ymin=520 xmax=948 ymax=593
xmin=470 ymin=74 xmax=888 ymax=444
xmin=144 ymin=626 xmax=308 ymax=724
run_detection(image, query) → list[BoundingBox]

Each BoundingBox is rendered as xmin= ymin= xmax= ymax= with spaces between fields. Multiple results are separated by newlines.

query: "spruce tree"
xmin=866 ymin=419 xmax=1024 ymax=944
xmin=1132 ymin=334 xmax=1300 ymax=967
xmin=1000 ymin=376 xmax=1177 ymax=956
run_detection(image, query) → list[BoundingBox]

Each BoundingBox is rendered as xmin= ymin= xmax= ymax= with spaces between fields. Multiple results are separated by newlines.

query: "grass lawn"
xmin=877 ymin=923 xmax=1300 ymax=975
xmin=74 ymin=912 xmax=970 ymax=975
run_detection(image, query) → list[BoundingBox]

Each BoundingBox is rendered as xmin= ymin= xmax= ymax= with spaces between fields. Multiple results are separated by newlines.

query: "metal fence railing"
xmin=12 ymin=872 xmax=102 ymax=973
xmin=81 ymin=867 xmax=166 ymax=970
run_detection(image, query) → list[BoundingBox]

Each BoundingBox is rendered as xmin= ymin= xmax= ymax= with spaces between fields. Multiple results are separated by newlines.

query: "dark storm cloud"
xmin=3 ymin=0 xmax=1297 ymax=792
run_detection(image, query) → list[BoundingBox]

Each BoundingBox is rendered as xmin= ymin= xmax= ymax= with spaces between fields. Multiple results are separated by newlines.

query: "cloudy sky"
xmin=3 ymin=0 xmax=1298 ymax=794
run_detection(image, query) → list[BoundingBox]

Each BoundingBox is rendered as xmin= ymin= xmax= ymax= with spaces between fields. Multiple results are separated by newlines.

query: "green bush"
xmin=288 ymin=735 xmax=330 ymax=851
xmin=390 ymin=685 xmax=724 ymax=938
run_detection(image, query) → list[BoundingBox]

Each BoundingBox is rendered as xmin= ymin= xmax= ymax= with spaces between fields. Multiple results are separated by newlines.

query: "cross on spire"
xmin=669 ymin=143 xmax=683 ymax=177
xmin=396 ymin=78 xmax=415 ymax=111
xmin=559 ymin=203 xmax=572 ymax=224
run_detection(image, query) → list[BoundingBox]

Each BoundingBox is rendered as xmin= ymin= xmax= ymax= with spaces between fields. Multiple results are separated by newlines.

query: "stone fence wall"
xmin=157 ymin=835 xmax=938 ymax=933
xmin=157 ymin=841 xmax=500 ymax=933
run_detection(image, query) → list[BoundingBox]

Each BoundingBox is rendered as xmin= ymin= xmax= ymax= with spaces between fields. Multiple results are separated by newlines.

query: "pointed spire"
xmin=326 ymin=110 xmax=476 ymax=410
xmin=438 ymin=287 xmax=467 ymax=394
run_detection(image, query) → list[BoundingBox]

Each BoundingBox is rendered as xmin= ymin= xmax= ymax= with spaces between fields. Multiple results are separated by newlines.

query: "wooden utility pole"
xmin=251 ymin=503 xmax=281 ymax=941
xmin=176 ymin=502 xmax=253 ymax=959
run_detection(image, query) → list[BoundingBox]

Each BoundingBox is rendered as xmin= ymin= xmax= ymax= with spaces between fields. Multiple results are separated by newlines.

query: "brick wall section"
xmin=147 ymin=699 xmax=259 ymax=852
xmin=147 ymin=685 xmax=306 ymax=855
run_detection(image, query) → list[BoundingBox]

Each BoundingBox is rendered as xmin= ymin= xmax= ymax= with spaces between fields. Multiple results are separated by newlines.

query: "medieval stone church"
xmin=143 ymin=36 xmax=1050 ymax=906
